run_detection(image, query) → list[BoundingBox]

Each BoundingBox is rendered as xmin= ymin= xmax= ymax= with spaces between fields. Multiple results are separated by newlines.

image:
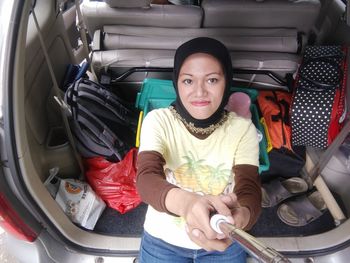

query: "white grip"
xmin=210 ymin=214 xmax=230 ymax=234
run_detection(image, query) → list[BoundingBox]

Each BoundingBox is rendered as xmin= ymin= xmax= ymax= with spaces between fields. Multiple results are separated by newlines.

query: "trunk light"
xmin=0 ymin=193 xmax=37 ymax=242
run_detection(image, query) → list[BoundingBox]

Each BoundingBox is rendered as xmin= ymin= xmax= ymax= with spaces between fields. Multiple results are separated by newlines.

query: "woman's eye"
xmin=183 ymin=79 xmax=192 ymax=85
xmin=207 ymin=78 xmax=218 ymax=84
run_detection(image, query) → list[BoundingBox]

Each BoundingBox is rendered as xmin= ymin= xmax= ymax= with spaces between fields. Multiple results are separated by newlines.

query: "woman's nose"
xmin=194 ymin=81 xmax=206 ymax=96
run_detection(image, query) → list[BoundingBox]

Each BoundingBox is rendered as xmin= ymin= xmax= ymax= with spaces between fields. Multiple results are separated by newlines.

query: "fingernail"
xmin=217 ymin=233 xmax=226 ymax=240
xmin=227 ymin=216 xmax=234 ymax=224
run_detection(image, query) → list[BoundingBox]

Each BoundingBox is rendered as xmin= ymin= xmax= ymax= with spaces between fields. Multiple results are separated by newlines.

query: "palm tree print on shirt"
xmin=165 ymin=151 xmax=232 ymax=195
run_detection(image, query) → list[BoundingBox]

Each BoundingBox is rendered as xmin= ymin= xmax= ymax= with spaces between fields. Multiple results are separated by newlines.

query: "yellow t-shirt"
xmin=138 ymin=108 xmax=259 ymax=249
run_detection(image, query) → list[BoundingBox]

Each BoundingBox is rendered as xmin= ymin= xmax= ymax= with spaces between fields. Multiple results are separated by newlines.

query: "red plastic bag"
xmin=84 ymin=148 xmax=141 ymax=214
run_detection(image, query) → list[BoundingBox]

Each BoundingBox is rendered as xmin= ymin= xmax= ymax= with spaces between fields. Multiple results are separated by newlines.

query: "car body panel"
xmin=1 ymin=0 xmax=350 ymax=262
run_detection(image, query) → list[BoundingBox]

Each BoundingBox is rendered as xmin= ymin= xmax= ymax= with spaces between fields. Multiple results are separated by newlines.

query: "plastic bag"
xmin=84 ymin=148 xmax=141 ymax=214
xmin=45 ymin=168 xmax=106 ymax=230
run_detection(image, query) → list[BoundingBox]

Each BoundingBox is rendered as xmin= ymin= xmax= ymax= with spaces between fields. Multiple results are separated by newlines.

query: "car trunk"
xmin=9 ymin=0 xmax=350 ymax=258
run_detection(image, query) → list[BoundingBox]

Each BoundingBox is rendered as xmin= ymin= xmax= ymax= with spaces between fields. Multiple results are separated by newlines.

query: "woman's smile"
xmin=191 ymin=100 xmax=210 ymax=107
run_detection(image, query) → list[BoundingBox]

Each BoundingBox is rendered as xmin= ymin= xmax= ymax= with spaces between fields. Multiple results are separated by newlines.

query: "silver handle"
xmin=210 ymin=214 xmax=291 ymax=263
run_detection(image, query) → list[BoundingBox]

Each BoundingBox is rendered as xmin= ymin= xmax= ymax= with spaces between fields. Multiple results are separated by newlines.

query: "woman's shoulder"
xmin=146 ymin=107 xmax=172 ymax=117
xmin=226 ymin=111 xmax=253 ymax=126
xmin=143 ymin=107 xmax=174 ymax=123
xmin=224 ymin=112 xmax=257 ymax=140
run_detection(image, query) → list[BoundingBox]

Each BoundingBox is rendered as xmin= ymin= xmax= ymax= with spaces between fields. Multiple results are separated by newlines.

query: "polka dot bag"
xmin=291 ymin=46 xmax=348 ymax=149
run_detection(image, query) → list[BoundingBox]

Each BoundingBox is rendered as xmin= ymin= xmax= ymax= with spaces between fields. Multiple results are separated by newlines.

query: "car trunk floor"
xmin=250 ymin=205 xmax=337 ymax=237
xmin=91 ymin=192 xmax=346 ymax=237
xmin=250 ymin=191 xmax=347 ymax=237
xmin=93 ymin=203 xmax=148 ymax=236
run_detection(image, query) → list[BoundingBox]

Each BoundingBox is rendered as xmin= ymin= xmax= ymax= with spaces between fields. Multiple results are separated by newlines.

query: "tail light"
xmin=0 ymin=193 xmax=37 ymax=242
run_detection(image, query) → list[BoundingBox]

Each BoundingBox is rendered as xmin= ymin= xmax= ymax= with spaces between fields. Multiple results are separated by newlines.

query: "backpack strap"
xmin=75 ymin=79 xmax=138 ymax=127
xmin=66 ymin=84 xmax=128 ymax=161
xmin=74 ymin=105 xmax=126 ymax=161
xmin=71 ymin=121 xmax=113 ymax=158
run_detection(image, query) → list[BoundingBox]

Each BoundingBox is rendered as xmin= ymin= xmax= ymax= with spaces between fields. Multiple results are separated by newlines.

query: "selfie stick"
xmin=210 ymin=214 xmax=291 ymax=263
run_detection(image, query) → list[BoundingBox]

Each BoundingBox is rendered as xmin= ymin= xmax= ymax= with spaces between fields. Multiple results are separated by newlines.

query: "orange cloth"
xmin=257 ymin=91 xmax=293 ymax=151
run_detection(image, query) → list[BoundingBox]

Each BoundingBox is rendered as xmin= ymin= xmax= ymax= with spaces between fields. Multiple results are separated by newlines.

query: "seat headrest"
xmin=104 ymin=0 xmax=151 ymax=8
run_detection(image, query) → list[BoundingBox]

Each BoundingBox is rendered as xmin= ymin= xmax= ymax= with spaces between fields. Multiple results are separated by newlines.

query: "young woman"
xmin=136 ymin=37 xmax=261 ymax=262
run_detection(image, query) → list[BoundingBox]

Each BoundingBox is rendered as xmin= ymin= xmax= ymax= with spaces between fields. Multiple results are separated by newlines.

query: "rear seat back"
xmin=92 ymin=49 xmax=300 ymax=89
xmin=202 ymin=0 xmax=321 ymax=35
xmin=82 ymin=0 xmax=203 ymax=36
xmin=102 ymin=26 xmax=299 ymax=53
xmin=84 ymin=0 xmax=322 ymax=89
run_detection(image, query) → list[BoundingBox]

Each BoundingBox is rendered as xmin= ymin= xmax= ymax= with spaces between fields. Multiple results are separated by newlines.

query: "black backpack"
xmin=64 ymin=78 xmax=138 ymax=162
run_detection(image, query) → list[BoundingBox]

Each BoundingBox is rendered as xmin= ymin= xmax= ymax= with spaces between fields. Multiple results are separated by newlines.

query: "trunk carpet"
xmin=249 ymin=206 xmax=336 ymax=237
xmin=94 ymin=203 xmax=148 ymax=236
xmin=250 ymin=191 xmax=346 ymax=236
xmin=93 ymin=198 xmax=343 ymax=237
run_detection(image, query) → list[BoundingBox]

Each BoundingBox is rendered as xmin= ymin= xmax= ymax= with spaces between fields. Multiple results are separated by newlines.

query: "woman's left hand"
xmin=220 ymin=193 xmax=251 ymax=230
xmin=185 ymin=193 xmax=251 ymax=251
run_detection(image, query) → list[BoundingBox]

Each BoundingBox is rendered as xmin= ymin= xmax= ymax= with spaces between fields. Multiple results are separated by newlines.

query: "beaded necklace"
xmin=169 ymin=106 xmax=228 ymax=135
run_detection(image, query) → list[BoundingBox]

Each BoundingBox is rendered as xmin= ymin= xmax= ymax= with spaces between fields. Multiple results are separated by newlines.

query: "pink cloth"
xmin=225 ymin=92 xmax=252 ymax=119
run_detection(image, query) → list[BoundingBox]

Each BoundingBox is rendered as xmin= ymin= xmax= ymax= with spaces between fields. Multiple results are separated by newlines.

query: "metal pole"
xmin=210 ymin=215 xmax=291 ymax=263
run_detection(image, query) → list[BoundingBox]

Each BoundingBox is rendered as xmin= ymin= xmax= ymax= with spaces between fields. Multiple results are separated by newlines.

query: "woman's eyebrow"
xmin=206 ymin=72 xmax=222 ymax=76
xmin=179 ymin=72 xmax=222 ymax=77
xmin=179 ymin=73 xmax=193 ymax=77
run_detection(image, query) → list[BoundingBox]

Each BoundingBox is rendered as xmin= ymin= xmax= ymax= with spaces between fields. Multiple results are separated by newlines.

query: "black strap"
xmin=76 ymin=79 xmax=137 ymax=126
xmin=72 ymin=121 xmax=113 ymax=158
xmin=265 ymin=96 xmax=290 ymax=126
xmin=78 ymin=86 xmax=137 ymax=126
xmin=299 ymin=55 xmax=343 ymax=92
xmin=279 ymin=99 xmax=290 ymax=126
xmin=75 ymin=104 xmax=125 ymax=161
xmin=65 ymin=81 xmax=129 ymax=161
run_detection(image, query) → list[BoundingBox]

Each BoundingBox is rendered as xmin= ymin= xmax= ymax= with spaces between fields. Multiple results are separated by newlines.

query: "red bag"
xmin=84 ymin=148 xmax=141 ymax=214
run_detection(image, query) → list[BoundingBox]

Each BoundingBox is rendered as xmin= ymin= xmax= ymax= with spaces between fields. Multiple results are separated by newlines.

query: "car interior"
xmin=10 ymin=0 xmax=350 ymax=257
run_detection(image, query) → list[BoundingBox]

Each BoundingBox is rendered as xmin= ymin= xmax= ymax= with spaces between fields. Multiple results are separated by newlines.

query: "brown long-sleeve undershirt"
xmin=136 ymin=151 xmax=262 ymax=230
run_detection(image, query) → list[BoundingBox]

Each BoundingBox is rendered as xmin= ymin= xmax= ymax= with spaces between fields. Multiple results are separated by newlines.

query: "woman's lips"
xmin=191 ymin=101 xmax=210 ymax=106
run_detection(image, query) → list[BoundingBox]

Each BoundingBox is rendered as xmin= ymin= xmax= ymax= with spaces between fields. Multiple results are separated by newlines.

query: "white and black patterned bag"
xmin=291 ymin=46 xmax=348 ymax=149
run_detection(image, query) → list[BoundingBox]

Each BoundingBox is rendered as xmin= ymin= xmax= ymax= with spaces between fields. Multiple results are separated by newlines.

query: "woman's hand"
xmin=165 ymin=189 xmax=250 ymax=251
xmin=185 ymin=224 xmax=232 ymax=251
xmin=220 ymin=193 xmax=251 ymax=230
xmin=185 ymin=193 xmax=251 ymax=251
xmin=182 ymin=193 xmax=235 ymax=251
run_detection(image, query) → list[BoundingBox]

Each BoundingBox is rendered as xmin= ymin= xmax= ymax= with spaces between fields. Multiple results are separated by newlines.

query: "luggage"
xmin=257 ymin=91 xmax=305 ymax=182
xmin=65 ymin=78 xmax=139 ymax=161
xmin=257 ymin=91 xmax=293 ymax=151
xmin=291 ymin=46 xmax=348 ymax=149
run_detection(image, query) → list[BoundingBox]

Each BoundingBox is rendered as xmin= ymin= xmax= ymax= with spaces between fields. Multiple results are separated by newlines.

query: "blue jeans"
xmin=139 ymin=231 xmax=247 ymax=263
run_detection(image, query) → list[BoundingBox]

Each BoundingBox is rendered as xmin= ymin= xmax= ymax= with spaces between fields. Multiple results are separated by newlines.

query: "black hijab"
xmin=172 ymin=37 xmax=233 ymax=128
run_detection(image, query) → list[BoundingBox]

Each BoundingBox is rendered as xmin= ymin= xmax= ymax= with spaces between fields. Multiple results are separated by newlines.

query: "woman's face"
xmin=177 ymin=53 xmax=226 ymax=120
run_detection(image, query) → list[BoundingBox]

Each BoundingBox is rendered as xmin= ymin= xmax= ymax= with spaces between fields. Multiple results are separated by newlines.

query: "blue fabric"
xmin=139 ymin=231 xmax=247 ymax=263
